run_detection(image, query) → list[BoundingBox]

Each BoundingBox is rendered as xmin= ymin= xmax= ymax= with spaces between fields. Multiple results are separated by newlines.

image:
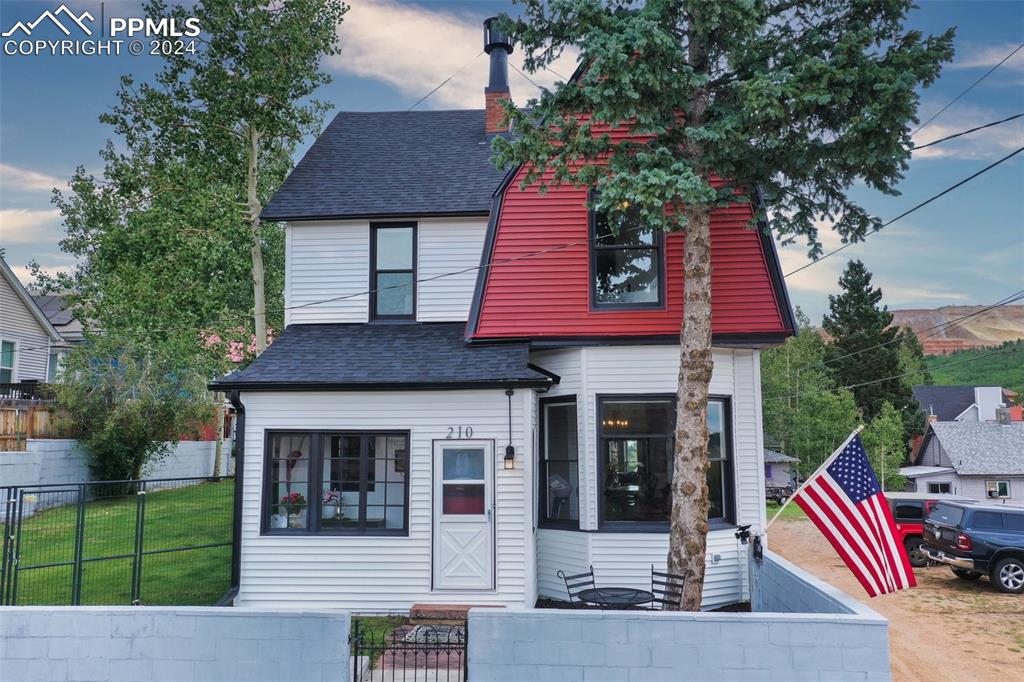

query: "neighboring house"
xmin=32 ymin=293 xmax=85 ymax=381
xmin=0 ymin=256 xmax=62 ymax=390
xmin=912 ymin=384 xmax=1013 ymax=423
xmin=212 ymin=24 xmax=796 ymax=612
xmin=901 ymin=421 xmax=1024 ymax=505
xmin=764 ymin=449 xmax=799 ymax=490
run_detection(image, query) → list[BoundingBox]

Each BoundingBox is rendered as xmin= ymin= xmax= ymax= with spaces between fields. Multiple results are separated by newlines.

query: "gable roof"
xmin=912 ymin=385 xmax=980 ymax=421
xmin=0 ymin=256 xmax=61 ymax=342
xmin=261 ymin=110 xmax=511 ymax=222
xmin=764 ymin=449 xmax=799 ymax=464
xmin=210 ymin=322 xmax=556 ymax=391
xmin=923 ymin=421 xmax=1024 ymax=475
xmin=32 ymin=294 xmax=85 ymax=344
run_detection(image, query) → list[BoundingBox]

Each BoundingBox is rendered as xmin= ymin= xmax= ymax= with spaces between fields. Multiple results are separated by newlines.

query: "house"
xmin=901 ymin=421 xmax=1024 ymax=504
xmin=912 ymin=384 xmax=1014 ymax=423
xmin=764 ymin=449 xmax=799 ymax=490
xmin=0 ymin=256 xmax=62 ymax=393
xmin=212 ymin=21 xmax=796 ymax=612
xmin=31 ymin=293 xmax=84 ymax=380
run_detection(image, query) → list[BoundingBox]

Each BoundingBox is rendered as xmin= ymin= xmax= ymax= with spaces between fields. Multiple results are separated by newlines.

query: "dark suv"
xmin=922 ymin=501 xmax=1024 ymax=594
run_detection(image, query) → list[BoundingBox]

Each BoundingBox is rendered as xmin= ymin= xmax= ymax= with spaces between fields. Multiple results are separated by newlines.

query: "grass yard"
xmin=4 ymin=479 xmax=233 ymax=606
xmin=766 ymin=500 xmax=805 ymax=521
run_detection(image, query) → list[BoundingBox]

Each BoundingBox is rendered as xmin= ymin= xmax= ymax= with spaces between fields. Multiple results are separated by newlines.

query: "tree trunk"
xmin=213 ymin=391 xmax=225 ymax=477
xmin=667 ymin=203 xmax=714 ymax=611
xmin=246 ymin=125 xmax=267 ymax=355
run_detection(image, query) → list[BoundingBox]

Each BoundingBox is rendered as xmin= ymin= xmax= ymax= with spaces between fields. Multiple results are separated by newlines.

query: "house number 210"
xmin=445 ymin=426 xmax=474 ymax=439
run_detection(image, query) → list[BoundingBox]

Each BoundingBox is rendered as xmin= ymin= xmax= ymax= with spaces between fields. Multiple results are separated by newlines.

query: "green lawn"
xmin=766 ymin=500 xmax=806 ymax=521
xmin=4 ymin=479 xmax=233 ymax=606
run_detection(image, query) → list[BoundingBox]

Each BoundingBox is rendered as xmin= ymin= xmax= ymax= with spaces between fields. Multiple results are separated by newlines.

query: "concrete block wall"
xmin=469 ymin=608 xmax=890 ymax=682
xmin=0 ymin=606 xmax=349 ymax=682
xmin=752 ymin=549 xmax=861 ymax=615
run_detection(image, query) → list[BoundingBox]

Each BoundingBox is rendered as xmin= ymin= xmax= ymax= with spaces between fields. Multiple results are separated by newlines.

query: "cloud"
xmin=950 ymin=43 xmax=1024 ymax=72
xmin=8 ymin=263 xmax=72 ymax=288
xmin=328 ymin=0 xmax=578 ymax=109
xmin=0 ymin=208 xmax=62 ymax=243
xmin=0 ymin=163 xmax=63 ymax=193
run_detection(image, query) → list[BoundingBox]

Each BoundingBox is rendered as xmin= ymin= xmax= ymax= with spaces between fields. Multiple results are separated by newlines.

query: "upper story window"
xmin=0 ymin=340 xmax=16 ymax=383
xmin=371 ymin=223 xmax=416 ymax=319
xmin=599 ymin=395 xmax=733 ymax=527
xmin=590 ymin=206 xmax=664 ymax=309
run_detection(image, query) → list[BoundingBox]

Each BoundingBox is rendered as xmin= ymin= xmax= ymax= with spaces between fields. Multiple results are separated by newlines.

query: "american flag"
xmin=792 ymin=433 xmax=916 ymax=596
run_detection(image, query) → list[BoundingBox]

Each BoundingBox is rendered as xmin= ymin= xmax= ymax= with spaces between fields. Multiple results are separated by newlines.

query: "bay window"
xmin=599 ymin=395 xmax=733 ymax=527
xmin=263 ymin=431 xmax=409 ymax=535
xmin=539 ymin=396 xmax=580 ymax=527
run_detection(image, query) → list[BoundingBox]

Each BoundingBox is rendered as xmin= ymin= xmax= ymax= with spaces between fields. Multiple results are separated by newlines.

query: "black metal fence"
xmin=0 ymin=476 xmax=234 ymax=606
xmin=351 ymin=617 xmax=468 ymax=682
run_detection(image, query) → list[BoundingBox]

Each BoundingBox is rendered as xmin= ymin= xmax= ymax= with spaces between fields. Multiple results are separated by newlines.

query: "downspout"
xmin=220 ymin=389 xmax=245 ymax=605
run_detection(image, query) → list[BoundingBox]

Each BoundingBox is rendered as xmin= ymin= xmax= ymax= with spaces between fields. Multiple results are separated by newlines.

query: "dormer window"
xmin=590 ymin=206 xmax=664 ymax=309
xmin=371 ymin=223 xmax=416 ymax=319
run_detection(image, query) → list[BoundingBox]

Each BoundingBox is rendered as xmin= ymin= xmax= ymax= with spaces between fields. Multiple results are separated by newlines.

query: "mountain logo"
xmin=2 ymin=4 xmax=95 ymax=37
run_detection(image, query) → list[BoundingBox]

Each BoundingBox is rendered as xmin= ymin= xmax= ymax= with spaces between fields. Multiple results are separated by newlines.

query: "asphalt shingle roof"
xmin=928 ymin=421 xmax=1024 ymax=475
xmin=261 ymin=110 xmax=511 ymax=221
xmin=211 ymin=323 xmax=553 ymax=390
xmin=764 ymin=449 xmax=799 ymax=464
xmin=912 ymin=385 xmax=980 ymax=421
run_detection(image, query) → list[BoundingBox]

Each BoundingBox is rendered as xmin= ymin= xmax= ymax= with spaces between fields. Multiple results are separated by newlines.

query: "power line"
xmin=911 ymin=112 xmax=1024 ymax=150
xmin=784 ymin=146 xmax=1024 ymax=278
xmin=762 ymin=346 xmax=1018 ymax=404
xmin=408 ymin=51 xmax=484 ymax=111
xmin=911 ymin=42 xmax=1024 ymax=136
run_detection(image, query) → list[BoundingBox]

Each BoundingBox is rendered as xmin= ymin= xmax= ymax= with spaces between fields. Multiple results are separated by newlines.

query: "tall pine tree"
xmin=823 ymin=260 xmax=923 ymax=440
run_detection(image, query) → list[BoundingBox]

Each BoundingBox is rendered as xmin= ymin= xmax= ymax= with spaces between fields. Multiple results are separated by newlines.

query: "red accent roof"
xmin=470 ymin=166 xmax=793 ymax=341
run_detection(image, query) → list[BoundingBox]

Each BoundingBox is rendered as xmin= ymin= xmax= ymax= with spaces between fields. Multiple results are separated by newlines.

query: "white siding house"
xmin=0 ymin=257 xmax=61 ymax=385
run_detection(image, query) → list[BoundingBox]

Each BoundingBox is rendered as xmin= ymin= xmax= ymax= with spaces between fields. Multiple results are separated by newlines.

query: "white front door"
xmin=432 ymin=440 xmax=494 ymax=591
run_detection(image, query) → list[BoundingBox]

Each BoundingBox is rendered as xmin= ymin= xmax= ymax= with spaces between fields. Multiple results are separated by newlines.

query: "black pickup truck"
xmin=921 ymin=501 xmax=1024 ymax=594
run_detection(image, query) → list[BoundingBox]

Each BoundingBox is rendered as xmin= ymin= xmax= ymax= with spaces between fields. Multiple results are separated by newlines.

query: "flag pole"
xmin=764 ymin=425 xmax=865 ymax=532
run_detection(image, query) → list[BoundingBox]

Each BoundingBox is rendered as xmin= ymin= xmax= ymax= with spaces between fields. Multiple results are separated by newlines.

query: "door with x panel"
xmin=432 ymin=441 xmax=494 ymax=590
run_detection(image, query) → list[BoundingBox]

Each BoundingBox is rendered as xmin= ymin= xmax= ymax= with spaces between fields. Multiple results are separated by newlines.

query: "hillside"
xmin=926 ymin=340 xmax=1024 ymax=395
xmin=890 ymin=304 xmax=1024 ymax=355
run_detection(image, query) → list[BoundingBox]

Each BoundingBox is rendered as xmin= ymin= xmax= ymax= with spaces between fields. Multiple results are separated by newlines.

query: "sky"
xmin=1 ymin=0 xmax=1022 ymax=324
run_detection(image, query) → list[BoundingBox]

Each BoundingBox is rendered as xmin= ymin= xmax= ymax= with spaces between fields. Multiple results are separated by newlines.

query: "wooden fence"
xmin=0 ymin=403 xmax=70 ymax=451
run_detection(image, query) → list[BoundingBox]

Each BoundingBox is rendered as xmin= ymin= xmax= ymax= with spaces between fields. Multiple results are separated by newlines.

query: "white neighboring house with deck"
xmin=0 ymin=256 xmax=61 ymax=392
xmin=901 ymin=421 xmax=1024 ymax=504
xmin=212 ymin=26 xmax=798 ymax=612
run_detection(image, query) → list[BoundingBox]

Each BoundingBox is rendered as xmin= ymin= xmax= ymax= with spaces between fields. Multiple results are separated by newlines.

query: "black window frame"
xmin=261 ymin=430 xmax=410 ymax=536
xmin=588 ymin=202 xmax=666 ymax=311
xmin=370 ymin=222 xmax=417 ymax=320
xmin=927 ymin=482 xmax=951 ymax=494
xmin=538 ymin=395 xmax=581 ymax=530
xmin=596 ymin=394 xmax=735 ymax=531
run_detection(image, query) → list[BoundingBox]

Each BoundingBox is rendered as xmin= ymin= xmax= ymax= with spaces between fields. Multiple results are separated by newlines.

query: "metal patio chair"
xmin=557 ymin=565 xmax=596 ymax=603
xmin=650 ymin=565 xmax=685 ymax=610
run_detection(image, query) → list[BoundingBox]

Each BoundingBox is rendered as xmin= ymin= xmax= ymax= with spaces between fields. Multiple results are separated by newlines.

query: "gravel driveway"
xmin=769 ymin=517 xmax=1024 ymax=682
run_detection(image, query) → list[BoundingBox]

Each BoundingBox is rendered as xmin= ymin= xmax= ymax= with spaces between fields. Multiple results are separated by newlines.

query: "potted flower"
xmin=281 ymin=491 xmax=307 ymax=526
xmin=322 ymin=489 xmax=342 ymax=520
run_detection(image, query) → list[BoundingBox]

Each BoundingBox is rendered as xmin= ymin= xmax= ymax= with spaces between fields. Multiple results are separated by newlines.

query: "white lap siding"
xmin=0 ymin=274 xmax=52 ymax=382
xmin=285 ymin=217 xmax=487 ymax=325
xmin=531 ymin=346 xmax=766 ymax=608
xmin=237 ymin=389 xmax=535 ymax=611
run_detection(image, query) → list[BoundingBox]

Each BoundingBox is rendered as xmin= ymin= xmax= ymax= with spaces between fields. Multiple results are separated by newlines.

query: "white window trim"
xmin=986 ymin=480 xmax=1010 ymax=498
xmin=0 ymin=337 xmax=18 ymax=383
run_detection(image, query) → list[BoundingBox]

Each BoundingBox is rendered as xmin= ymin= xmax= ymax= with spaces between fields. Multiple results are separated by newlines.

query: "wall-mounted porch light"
xmin=504 ymin=388 xmax=515 ymax=470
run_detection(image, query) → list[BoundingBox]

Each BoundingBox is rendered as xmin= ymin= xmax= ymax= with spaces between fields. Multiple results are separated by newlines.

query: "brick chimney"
xmin=483 ymin=17 xmax=512 ymax=135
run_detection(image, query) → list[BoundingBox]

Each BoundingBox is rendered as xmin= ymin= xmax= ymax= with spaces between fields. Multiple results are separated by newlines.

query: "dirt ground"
xmin=770 ymin=517 xmax=1024 ymax=682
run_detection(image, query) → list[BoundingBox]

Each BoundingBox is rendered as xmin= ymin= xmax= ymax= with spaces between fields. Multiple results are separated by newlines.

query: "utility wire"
xmin=911 ymin=112 xmax=1024 ymax=150
xmin=762 ymin=346 xmax=1018 ymax=403
xmin=408 ymin=51 xmax=485 ymax=111
xmin=911 ymin=42 xmax=1024 ymax=136
xmin=784 ymin=146 xmax=1024 ymax=278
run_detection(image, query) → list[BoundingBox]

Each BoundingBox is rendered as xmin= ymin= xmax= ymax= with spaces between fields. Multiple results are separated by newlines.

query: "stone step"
xmin=409 ymin=603 xmax=504 ymax=622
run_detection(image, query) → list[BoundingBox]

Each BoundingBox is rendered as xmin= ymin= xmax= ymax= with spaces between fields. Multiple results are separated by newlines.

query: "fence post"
xmin=131 ymin=482 xmax=147 ymax=605
xmin=71 ymin=484 xmax=86 ymax=605
xmin=1 ymin=488 xmax=16 ymax=605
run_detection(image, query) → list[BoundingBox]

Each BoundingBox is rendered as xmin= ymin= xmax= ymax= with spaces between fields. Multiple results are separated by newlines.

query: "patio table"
xmin=576 ymin=587 xmax=654 ymax=609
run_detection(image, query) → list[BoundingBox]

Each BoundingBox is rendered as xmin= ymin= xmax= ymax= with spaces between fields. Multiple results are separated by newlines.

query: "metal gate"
xmin=0 ymin=477 xmax=234 ymax=606
xmin=350 ymin=617 xmax=468 ymax=681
